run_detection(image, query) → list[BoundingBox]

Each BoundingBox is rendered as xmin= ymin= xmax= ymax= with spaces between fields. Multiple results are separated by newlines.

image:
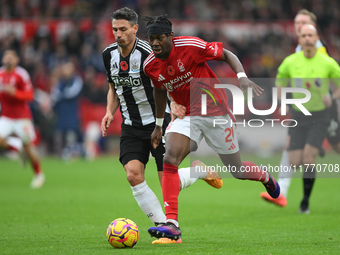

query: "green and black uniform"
xmin=296 ymin=41 xmax=340 ymax=146
xmin=276 ymin=50 xmax=340 ymax=150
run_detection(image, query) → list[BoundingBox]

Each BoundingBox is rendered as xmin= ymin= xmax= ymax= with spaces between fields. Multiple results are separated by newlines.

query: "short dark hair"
xmin=111 ymin=7 xmax=138 ymax=25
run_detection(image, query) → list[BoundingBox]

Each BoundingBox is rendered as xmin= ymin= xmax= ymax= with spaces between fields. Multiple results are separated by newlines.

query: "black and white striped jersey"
xmin=102 ymin=38 xmax=157 ymax=128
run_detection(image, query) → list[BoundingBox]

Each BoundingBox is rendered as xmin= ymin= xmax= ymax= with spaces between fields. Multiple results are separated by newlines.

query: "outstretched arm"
xmin=220 ymin=49 xmax=263 ymax=96
xmin=101 ymin=83 xmax=120 ymax=137
xmin=151 ymin=86 xmax=168 ymax=149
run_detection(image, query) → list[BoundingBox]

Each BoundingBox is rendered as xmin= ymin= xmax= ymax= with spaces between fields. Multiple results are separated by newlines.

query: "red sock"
xmin=7 ymin=145 xmax=19 ymax=152
xmin=31 ymin=161 xmax=41 ymax=175
xmin=162 ymin=163 xmax=180 ymax=221
xmin=242 ymin=161 xmax=268 ymax=183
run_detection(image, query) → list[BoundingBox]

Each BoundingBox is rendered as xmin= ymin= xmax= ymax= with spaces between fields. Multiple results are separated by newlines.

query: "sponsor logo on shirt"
xmin=112 ymin=75 xmax=142 ymax=87
xmin=162 ymin=71 xmax=192 ymax=92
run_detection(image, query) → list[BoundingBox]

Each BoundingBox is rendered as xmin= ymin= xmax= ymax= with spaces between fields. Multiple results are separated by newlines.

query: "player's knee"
xmin=302 ymin=156 xmax=316 ymax=166
xmin=190 ymin=140 xmax=198 ymax=152
xmin=163 ymin=152 xmax=179 ymax=166
xmin=125 ymin=169 xmax=144 ymax=186
xmin=0 ymin=137 xmax=8 ymax=147
xmin=231 ymin=171 xmax=245 ymax=180
xmin=228 ymin=165 xmax=245 ymax=179
xmin=126 ymin=172 xmax=144 ymax=186
xmin=289 ymin=158 xmax=301 ymax=168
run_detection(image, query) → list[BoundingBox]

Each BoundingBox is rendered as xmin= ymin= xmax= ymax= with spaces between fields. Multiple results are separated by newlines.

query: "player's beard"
xmin=4 ymin=63 xmax=14 ymax=71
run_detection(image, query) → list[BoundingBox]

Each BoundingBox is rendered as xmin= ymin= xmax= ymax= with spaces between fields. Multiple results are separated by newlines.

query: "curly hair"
xmin=144 ymin=14 xmax=172 ymax=29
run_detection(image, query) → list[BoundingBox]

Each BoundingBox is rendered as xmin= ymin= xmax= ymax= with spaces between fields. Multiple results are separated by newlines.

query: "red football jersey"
xmin=0 ymin=66 xmax=34 ymax=119
xmin=144 ymin=36 xmax=229 ymax=116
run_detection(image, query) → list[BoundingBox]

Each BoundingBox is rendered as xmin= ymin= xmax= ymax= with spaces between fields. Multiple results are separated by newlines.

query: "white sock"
xmin=278 ymin=178 xmax=291 ymax=198
xmin=178 ymin=167 xmax=202 ymax=190
xmin=131 ymin=181 xmax=166 ymax=224
xmin=7 ymin=136 xmax=23 ymax=151
xmin=167 ymin=219 xmax=179 ymax=228
xmin=278 ymin=150 xmax=293 ymax=198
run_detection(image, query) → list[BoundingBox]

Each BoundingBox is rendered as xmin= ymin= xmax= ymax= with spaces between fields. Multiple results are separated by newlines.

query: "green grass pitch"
xmin=1 ymin=153 xmax=339 ymax=254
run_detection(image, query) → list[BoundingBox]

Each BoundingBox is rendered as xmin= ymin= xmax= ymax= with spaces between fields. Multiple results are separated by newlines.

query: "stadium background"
xmin=1 ymin=0 xmax=340 ymax=157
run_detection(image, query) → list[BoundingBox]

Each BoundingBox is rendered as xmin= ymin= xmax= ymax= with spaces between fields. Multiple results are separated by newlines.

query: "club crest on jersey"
xmin=177 ymin=59 xmax=185 ymax=72
xmin=167 ymin=65 xmax=175 ymax=76
xmin=130 ymin=62 xmax=139 ymax=72
xmin=120 ymin=61 xmax=128 ymax=71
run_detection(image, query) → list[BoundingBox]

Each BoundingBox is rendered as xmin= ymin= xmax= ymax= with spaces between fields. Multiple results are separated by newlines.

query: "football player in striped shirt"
xmin=101 ymin=7 xmax=222 ymax=244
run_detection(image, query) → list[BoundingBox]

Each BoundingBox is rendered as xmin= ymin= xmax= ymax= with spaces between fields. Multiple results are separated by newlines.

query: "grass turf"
xmin=0 ymin=153 xmax=339 ymax=254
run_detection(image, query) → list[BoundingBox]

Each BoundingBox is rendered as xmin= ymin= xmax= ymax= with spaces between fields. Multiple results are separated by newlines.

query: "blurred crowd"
xmin=1 ymin=0 xmax=340 ymax=158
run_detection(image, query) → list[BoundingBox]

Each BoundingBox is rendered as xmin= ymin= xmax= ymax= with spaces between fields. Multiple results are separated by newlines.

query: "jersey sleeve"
xmin=102 ymin=50 xmax=113 ymax=84
xmin=276 ymin=57 xmax=291 ymax=87
xmin=186 ymin=37 xmax=223 ymax=64
xmin=329 ymin=58 xmax=340 ymax=88
xmin=14 ymin=67 xmax=34 ymax=101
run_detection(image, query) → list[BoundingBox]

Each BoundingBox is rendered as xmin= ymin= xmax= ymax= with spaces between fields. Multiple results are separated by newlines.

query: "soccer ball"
xmin=106 ymin=218 xmax=139 ymax=248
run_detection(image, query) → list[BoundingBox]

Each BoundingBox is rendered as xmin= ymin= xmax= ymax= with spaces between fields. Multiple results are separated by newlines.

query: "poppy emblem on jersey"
xmin=167 ymin=65 xmax=175 ymax=76
xmin=177 ymin=59 xmax=185 ymax=72
xmin=120 ymin=61 xmax=128 ymax=71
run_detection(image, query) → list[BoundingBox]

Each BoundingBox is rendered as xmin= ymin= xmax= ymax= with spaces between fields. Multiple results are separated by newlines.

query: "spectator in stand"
xmin=51 ymin=60 xmax=84 ymax=159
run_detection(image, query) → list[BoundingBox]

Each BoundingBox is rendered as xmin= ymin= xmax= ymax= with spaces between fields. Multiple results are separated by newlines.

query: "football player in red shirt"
xmin=0 ymin=49 xmax=45 ymax=188
xmin=143 ymin=15 xmax=280 ymax=240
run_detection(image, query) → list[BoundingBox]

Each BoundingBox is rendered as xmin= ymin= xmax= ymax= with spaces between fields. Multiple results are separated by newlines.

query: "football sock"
xmin=178 ymin=167 xmax=199 ymax=190
xmin=163 ymin=163 xmax=180 ymax=221
xmin=278 ymin=150 xmax=293 ymax=198
xmin=242 ymin=161 xmax=269 ymax=183
xmin=166 ymin=219 xmax=179 ymax=228
xmin=302 ymin=170 xmax=316 ymax=202
xmin=7 ymin=137 xmax=23 ymax=152
xmin=131 ymin=181 xmax=166 ymax=224
xmin=278 ymin=178 xmax=291 ymax=198
xmin=32 ymin=161 xmax=42 ymax=175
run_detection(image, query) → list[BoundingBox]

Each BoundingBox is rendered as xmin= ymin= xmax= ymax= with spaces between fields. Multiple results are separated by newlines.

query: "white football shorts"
xmin=0 ymin=116 xmax=36 ymax=144
xmin=165 ymin=114 xmax=239 ymax=154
